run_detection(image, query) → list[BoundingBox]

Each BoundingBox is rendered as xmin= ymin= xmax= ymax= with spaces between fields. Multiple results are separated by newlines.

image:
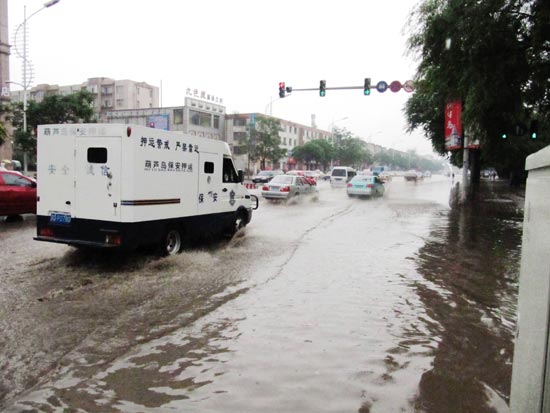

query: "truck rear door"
xmin=74 ymin=138 xmax=121 ymax=221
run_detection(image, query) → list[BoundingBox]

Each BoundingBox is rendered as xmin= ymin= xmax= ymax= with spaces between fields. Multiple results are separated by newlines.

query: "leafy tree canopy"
xmin=405 ymin=0 xmax=550 ymax=174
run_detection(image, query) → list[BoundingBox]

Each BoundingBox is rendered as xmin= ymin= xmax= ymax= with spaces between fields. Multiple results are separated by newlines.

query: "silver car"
xmin=261 ymin=175 xmax=318 ymax=201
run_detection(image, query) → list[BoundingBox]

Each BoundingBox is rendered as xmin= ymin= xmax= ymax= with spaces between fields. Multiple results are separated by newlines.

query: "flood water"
xmin=0 ymin=176 xmax=523 ymax=412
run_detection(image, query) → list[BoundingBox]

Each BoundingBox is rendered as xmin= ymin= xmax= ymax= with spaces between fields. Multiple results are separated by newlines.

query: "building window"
xmin=174 ymin=109 xmax=183 ymax=125
xmin=234 ymin=131 xmax=248 ymax=141
xmin=190 ymin=110 xmax=211 ymax=128
xmin=213 ymin=115 xmax=220 ymax=129
xmin=283 ymin=137 xmax=287 ymax=145
xmin=234 ymin=118 xmax=247 ymax=126
xmin=116 ymin=86 xmax=123 ymax=94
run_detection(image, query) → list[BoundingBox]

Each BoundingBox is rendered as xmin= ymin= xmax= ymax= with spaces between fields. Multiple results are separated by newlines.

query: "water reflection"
xmin=411 ymin=199 xmax=522 ymax=412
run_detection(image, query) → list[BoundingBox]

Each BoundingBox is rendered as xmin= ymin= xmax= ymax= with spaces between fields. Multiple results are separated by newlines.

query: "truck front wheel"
xmin=162 ymin=228 xmax=182 ymax=256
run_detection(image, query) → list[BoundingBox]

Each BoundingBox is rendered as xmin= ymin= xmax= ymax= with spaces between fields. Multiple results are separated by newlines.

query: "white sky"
xmin=8 ymin=0 xmax=436 ymax=156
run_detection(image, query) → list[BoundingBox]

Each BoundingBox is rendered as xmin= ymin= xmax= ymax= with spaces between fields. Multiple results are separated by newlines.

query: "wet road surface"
xmin=0 ymin=176 xmax=523 ymax=412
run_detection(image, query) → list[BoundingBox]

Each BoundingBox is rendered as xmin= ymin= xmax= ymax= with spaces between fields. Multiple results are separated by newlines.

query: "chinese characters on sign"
xmin=185 ymin=88 xmax=224 ymax=104
xmin=140 ymin=135 xmax=198 ymax=173
xmin=445 ymin=100 xmax=462 ymax=151
xmin=199 ymin=192 xmax=218 ymax=204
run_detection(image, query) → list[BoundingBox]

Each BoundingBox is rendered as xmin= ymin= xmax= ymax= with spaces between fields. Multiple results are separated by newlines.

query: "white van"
xmin=330 ymin=166 xmax=356 ymax=187
xmin=34 ymin=124 xmax=258 ymax=255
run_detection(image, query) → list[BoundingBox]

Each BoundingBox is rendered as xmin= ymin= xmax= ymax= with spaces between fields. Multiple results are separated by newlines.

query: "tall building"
xmin=10 ymin=77 xmax=159 ymax=120
xmin=0 ymin=0 xmax=12 ymax=162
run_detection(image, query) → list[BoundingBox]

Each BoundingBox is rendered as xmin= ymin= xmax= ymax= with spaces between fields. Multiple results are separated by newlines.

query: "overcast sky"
xmin=8 ymin=0 xmax=437 ymax=155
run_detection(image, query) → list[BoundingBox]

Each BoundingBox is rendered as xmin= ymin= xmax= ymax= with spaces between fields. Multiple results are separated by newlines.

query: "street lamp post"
xmin=12 ymin=0 xmax=60 ymax=174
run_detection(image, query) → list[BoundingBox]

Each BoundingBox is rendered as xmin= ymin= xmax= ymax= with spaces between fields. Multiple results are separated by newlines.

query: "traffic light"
xmin=530 ymin=120 xmax=538 ymax=139
xmin=502 ymin=133 xmax=507 ymax=139
xmin=285 ymin=86 xmax=292 ymax=94
xmin=319 ymin=80 xmax=326 ymax=97
xmin=364 ymin=78 xmax=371 ymax=96
xmin=279 ymin=82 xmax=285 ymax=98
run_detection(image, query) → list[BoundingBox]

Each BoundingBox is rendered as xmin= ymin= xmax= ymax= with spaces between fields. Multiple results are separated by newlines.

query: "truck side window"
xmin=204 ymin=161 xmax=214 ymax=174
xmin=88 ymin=148 xmax=108 ymax=163
xmin=222 ymin=157 xmax=239 ymax=183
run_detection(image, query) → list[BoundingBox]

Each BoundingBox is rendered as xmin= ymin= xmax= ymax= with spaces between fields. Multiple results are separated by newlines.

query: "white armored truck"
xmin=34 ymin=124 xmax=258 ymax=255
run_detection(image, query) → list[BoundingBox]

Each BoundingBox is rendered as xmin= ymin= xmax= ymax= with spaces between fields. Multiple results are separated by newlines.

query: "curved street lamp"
xmin=11 ymin=0 xmax=60 ymax=173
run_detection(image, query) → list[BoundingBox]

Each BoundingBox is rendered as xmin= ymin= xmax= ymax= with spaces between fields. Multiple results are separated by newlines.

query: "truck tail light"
xmin=39 ymin=227 xmax=54 ymax=237
xmin=105 ymin=234 xmax=121 ymax=245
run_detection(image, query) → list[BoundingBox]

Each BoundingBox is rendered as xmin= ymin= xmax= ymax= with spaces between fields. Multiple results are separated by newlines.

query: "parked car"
xmin=346 ymin=175 xmax=385 ymax=198
xmin=0 ymin=170 xmax=37 ymax=217
xmin=252 ymin=170 xmax=283 ymax=184
xmin=261 ymin=175 xmax=318 ymax=202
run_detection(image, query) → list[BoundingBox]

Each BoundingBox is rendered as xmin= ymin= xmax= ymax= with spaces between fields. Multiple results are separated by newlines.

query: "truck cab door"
xmin=198 ymin=152 xmax=223 ymax=215
xmin=220 ymin=156 xmax=243 ymax=210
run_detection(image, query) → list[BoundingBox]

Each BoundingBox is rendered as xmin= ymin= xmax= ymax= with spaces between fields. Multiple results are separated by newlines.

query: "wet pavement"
xmin=0 ymin=175 xmax=523 ymax=412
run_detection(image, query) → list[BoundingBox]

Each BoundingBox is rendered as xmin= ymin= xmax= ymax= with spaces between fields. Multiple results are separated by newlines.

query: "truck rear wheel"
xmin=162 ymin=228 xmax=182 ymax=256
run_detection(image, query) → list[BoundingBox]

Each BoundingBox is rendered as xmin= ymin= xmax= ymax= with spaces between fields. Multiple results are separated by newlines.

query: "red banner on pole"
xmin=445 ymin=100 xmax=462 ymax=150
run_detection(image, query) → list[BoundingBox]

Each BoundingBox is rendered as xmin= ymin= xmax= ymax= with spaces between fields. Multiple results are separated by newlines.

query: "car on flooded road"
xmin=346 ymin=175 xmax=385 ymax=198
xmin=261 ymin=174 xmax=318 ymax=202
xmin=0 ymin=170 xmax=37 ymax=219
xmin=252 ymin=170 xmax=283 ymax=184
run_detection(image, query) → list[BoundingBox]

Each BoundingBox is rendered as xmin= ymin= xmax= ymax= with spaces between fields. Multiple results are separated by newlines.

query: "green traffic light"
xmin=364 ymin=89 xmax=370 ymax=96
xmin=502 ymin=133 xmax=507 ymax=139
xmin=320 ymin=90 xmax=326 ymax=97
xmin=531 ymin=132 xmax=537 ymax=139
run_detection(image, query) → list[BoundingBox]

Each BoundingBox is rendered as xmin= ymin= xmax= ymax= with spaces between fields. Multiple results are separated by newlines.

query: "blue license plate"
xmin=50 ymin=212 xmax=71 ymax=225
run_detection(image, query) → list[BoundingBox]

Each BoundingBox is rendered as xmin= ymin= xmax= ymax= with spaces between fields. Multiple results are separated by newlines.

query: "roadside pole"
xmin=461 ymin=135 xmax=469 ymax=203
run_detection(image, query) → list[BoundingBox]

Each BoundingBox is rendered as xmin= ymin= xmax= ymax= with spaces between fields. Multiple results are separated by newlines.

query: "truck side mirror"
xmin=238 ymin=170 xmax=244 ymax=183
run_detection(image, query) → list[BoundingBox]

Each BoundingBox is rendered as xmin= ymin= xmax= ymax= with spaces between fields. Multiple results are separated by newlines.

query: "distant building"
xmin=0 ymin=0 xmax=12 ymax=162
xmin=225 ymin=113 xmax=331 ymax=172
xmin=104 ymin=96 xmax=225 ymax=141
xmin=10 ymin=77 xmax=159 ymax=120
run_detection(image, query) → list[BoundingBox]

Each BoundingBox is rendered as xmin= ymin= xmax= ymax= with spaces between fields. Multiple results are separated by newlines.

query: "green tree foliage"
xmin=291 ymin=139 xmax=335 ymax=170
xmin=7 ymin=89 xmax=96 ymax=160
xmin=332 ymin=128 xmax=372 ymax=168
xmin=405 ymin=0 xmax=549 ymax=176
xmin=252 ymin=116 xmax=287 ymax=170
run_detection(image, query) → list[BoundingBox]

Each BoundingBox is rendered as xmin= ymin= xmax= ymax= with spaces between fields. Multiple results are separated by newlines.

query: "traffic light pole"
xmin=290 ymin=86 xmax=364 ymax=92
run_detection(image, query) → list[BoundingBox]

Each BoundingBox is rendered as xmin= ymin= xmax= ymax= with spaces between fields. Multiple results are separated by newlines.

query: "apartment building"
xmin=225 ymin=113 xmax=331 ymax=172
xmin=10 ymin=77 xmax=159 ymax=120
xmin=104 ymin=96 xmax=225 ymax=141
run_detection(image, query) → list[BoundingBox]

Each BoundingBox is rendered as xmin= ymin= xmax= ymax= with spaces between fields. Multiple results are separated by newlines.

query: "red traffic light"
xmin=279 ymin=82 xmax=286 ymax=98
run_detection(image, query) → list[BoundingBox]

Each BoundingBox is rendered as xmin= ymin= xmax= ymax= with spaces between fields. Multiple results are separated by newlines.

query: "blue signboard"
xmin=376 ymin=81 xmax=388 ymax=93
xmin=148 ymin=115 xmax=169 ymax=131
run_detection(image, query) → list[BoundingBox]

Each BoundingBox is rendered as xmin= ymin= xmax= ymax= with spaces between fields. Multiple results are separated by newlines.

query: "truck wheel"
xmin=230 ymin=211 xmax=247 ymax=237
xmin=162 ymin=228 xmax=182 ymax=256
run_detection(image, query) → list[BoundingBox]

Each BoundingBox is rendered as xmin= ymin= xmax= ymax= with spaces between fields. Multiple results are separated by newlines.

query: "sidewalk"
xmin=451 ymin=179 xmax=525 ymax=218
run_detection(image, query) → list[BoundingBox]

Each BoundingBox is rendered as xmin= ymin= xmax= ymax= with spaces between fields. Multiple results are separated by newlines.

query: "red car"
xmin=0 ymin=170 xmax=37 ymax=217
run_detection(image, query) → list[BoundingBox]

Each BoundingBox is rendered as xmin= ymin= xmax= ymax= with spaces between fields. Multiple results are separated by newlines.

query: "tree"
xmin=252 ymin=116 xmax=286 ymax=170
xmin=291 ymin=139 xmax=335 ymax=170
xmin=332 ymin=127 xmax=372 ymax=168
xmin=405 ymin=0 xmax=549 ymax=181
xmin=8 ymin=90 xmax=96 ymax=168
